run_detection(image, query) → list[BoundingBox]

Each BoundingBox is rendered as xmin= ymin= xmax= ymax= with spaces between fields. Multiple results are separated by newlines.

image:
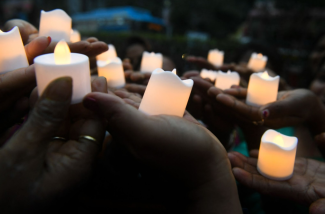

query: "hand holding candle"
xmin=139 ymin=68 xmax=193 ymax=117
xmin=97 ymin=57 xmax=125 ymax=88
xmin=34 ymin=40 xmax=91 ymax=104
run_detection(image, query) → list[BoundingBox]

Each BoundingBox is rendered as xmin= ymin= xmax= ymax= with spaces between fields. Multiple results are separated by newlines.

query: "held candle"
xmin=257 ymin=129 xmax=298 ymax=180
xmin=0 ymin=27 xmax=28 ymax=73
xmin=70 ymin=29 xmax=81 ymax=43
xmin=207 ymin=49 xmax=224 ymax=67
xmin=246 ymin=71 xmax=279 ymax=106
xmin=140 ymin=51 xmax=163 ymax=72
xmin=139 ymin=68 xmax=193 ymax=117
xmin=200 ymin=69 xmax=217 ymax=81
xmin=247 ymin=53 xmax=268 ymax=72
xmin=215 ymin=70 xmax=240 ymax=90
xmin=39 ymin=9 xmax=72 ymax=42
xmin=96 ymin=44 xmax=117 ymax=61
xmin=34 ymin=40 xmax=91 ymax=104
xmin=97 ymin=57 xmax=125 ymax=88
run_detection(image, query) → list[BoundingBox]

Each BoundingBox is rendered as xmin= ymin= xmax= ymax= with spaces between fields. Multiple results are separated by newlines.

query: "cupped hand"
xmin=228 ymin=150 xmax=325 ymax=214
xmin=124 ymin=70 xmax=151 ymax=85
xmin=0 ymin=77 xmax=105 ymax=212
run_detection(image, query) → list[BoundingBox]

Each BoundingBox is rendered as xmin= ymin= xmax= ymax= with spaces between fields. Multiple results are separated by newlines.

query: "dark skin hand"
xmin=228 ymin=150 xmax=325 ymax=214
xmin=124 ymin=70 xmax=151 ymax=85
xmin=82 ymin=92 xmax=243 ymax=214
xmin=0 ymin=36 xmax=51 ymax=134
xmin=0 ymin=77 xmax=105 ymax=213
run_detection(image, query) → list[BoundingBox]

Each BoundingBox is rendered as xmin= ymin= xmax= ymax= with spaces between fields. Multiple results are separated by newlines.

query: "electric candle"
xmin=139 ymin=68 xmax=193 ymax=117
xmin=257 ymin=129 xmax=298 ymax=180
xmin=96 ymin=44 xmax=117 ymax=61
xmin=246 ymin=71 xmax=279 ymax=106
xmin=39 ymin=9 xmax=72 ymax=42
xmin=34 ymin=40 xmax=91 ymax=104
xmin=215 ymin=70 xmax=240 ymax=90
xmin=247 ymin=53 xmax=268 ymax=72
xmin=207 ymin=49 xmax=224 ymax=67
xmin=200 ymin=69 xmax=217 ymax=81
xmin=140 ymin=51 xmax=163 ymax=72
xmin=70 ymin=29 xmax=81 ymax=43
xmin=97 ymin=57 xmax=125 ymax=88
xmin=0 ymin=27 xmax=28 ymax=73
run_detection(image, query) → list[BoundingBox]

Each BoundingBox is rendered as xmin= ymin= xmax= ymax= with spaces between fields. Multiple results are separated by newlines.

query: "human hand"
xmin=123 ymin=83 xmax=146 ymax=96
xmin=228 ymin=150 xmax=325 ymax=214
xmin=82 ymin=92 xmax=242 ymax=213
xmin=3 ymin=19 xmax=38 ymax=44
xmin=0 ymin=77 xmax=105 ymax=212
xmin=123 ymin=58 xmax=133 ymax=71
xmin=124 ymin=70 xmax=151 ymax=85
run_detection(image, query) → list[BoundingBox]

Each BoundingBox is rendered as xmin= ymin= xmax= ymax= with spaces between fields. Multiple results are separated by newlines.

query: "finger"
xmin=86 ymin=37 xmax=99 ymax=43
xmin=114 ymin=90 xmax=142 ymax=104
xmin=228 ymin=152 xmax=258 ymax=173
xmin=5 ymin=77 xmax=72 ymax=155
xmin=191 ymin=76 xmax=214 ymax=91
xmin=310 ymin=198 xmax=325 ymax=214
xmin=182 ymin=71 xmax=200 ymax=79
xmin=91 ymin=76 xmax=108 ymax=93
xmin=124 ymin=83 xmax=146 ymax=96
xmin=249 ymin=149 xmax=259 ymax=158
xmin=3 ymin=19 xmax=38 ymax=44
xmin=25 ymin=36 xmax=51 ymax=64
xmin=186 ymin=56 xmax=216 ymax=70
xmin=207 ymin=87 xmax=223 ymax=98
xmin=223 ymin=87 xmax=248 ymax=99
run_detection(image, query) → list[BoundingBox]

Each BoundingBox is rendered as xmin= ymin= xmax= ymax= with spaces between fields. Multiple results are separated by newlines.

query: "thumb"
xmin=25 ymin=36 xmax=51 ymax=64
xmin=5 ymin=77 xmax=72 ymax=156
xmin=310 ymin=198 xmax=325 ymax=214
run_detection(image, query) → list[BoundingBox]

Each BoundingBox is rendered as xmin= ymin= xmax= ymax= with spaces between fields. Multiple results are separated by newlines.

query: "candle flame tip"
xmin=274 ymin=135 xmax=284 ymax=147
xmin=172 ymin=69 xmax=177 ymax=75
xmin=54 ymin=40 xmax=71 ymax=65
xmin=0 ymin=29 xmax=3 ymax=33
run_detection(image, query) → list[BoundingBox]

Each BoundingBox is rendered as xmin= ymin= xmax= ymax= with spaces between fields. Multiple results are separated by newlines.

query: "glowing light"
xmin=261 ymin=71 xmax=269 ymax=79
xmin=257 ymin=53 xmax=263 ymax=58
xmin=273 ymin=135 xmax=284 ymax=147
xmin=0 ymin=30 xmax=3 ymax=33
xmin=172 ymin=69 xmax=177 ymax=75
xmin=54 ymin=40 xmax=71 ymax=64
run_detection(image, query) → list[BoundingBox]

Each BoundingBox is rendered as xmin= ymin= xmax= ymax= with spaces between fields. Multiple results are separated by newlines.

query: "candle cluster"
xmin=200 ymin=69 xmax=240 ymax=90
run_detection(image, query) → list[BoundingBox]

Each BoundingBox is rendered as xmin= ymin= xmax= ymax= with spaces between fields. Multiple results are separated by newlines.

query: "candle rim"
xmin=41 ymin=9 xmax=72 ymax=21
xmin=217 ymin=70 xmax=239 ymax=76
xmin=0 ymin=26 xmax=19 ymax=35
xmin=251 ymin=52 xmax=268 ymax=60
xmin=153 ymin=68 xmax=193 ymax=87
xmin=209 ymin=49 xmax=224 ymax=54
xmin=143 ymin=51 xmax=163 ymax=57
xmin=261 ymin=129 xmax=298 ymax=151
xmin=253 ymin=71 xmax=280 ymax=81
xmin=34 ymin=53 xmax=88 ymax=65
xmin=97 ymin=57 xmax=122 ymax=67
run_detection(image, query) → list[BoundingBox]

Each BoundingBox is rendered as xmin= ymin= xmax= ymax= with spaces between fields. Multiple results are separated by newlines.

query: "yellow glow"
xmin=0 ymin=30 xmax=3 ymax=33
xmin=261 ymin=71 xmax=269 ymax=79
xmin=257 ymin=53 xmax=263 ymax=58
xmin=227 ymin=70 xmax=231 ymax=74
xmin=106 ymin=60 xmax=111 ymax=64
xmin=54 ymin=40 xmax=71 ymax=64
xmin=273 ymin=135 xmax=284 ymax=147
xmin=172 ymin=69 xmax=177 ymax=75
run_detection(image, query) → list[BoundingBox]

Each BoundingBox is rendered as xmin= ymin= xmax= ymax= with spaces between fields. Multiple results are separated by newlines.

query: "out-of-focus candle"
xmin=97 ymin=57 xmax=125 ymax=88
xmin=140 ymin=51 xmax=163 ymax=72
xmin=257 ymin=129 xmax=298 ymax=180
xmin=247 ymin=53 xmax=268 ymax=72
xmin=96 ymin=44 xmax=117 ymax=61
xmin=215 ymin=70 xmax=240 ymax=90
xmin=34 ymin=40 xmax=91 ymax=104
xmin=200 ymin=69 xmax=217 ymax=81
xmin=207 ymin=49 xmax=224 ymax=67
xmin=139 ymin=68 xmax=193 ymax=117
xmin=246 ymin=71 xmax=279 ymax=106
xmin=0 ymin=27 xmax=28 ymax=73
xmin=70 ymin=29 xmax=81 ymax=43
xmin=39 ymin=9 xmax=72 ymax=42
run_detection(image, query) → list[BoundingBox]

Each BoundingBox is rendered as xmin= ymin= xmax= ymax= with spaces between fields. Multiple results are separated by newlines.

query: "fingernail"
xmin=47 ymin=36 xmax=52 ymax=44
xmin=262 ymin=109 xmax=269 ymax=118
xmin=83 ymin=97 xmax=99 ymax=111
xmin=45 ymin=77 xmax=72 ymax=101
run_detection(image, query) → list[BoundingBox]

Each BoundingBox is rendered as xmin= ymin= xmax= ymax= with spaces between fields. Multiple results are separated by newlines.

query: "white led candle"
xmin=34 ymin=40 xmax=91 ymax=104
xmin=96 ymin=44 xmax=117 ymax=61
xmin=200 ymin=69 xmax=217 ymax=81
xmin=257 ymin=129 xmax=298 ymax=180
xmin=70 ymin=29 xmax=81 ymax=43
xmin=246 ymin=71 xmax=279 ymax=106
xmin=247 ymin=53 xmax=268 ymax=72
xmin=207 ymin=49 xmax=224 ymax=67
xmin=215 ymin=70 xmax=240 ymax=90
xmin=97 ymin=57 xmax=125 ymax=88
xmin=0 ymin=27 xmax=28 ymax=73
xmin=39 ymin=9 xmax=72 ymax=42
xmin=140 ymin=51 xmax=163 ymax=72
xmin=139 ymin=68 xmax=193 ymax=117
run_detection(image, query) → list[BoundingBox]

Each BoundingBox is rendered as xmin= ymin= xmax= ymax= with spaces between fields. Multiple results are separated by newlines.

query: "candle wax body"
xmin=200 ymin=69 xmax=217 ymax=81
xmin=257 ymin=129 xmax=298 ymax=180
xmin=0 ymin=26 xmax=28 ymax=73
xmin=140 ymin=51 xmax=163 ymax=72
xmin=215 ymin=71 xmax=240 ymax=90
xmin=139 ymin=68 xmax=193 ymax=117
xmin=70 ymin=29 xmax=81 ymax=43
xmin=246 ymin=72 xmax=279 ymax=106
xmin=39 ymin=9 xmax=72 ymax=42
xmin=34 ymin=53 xmax=91 ymax=104
xmin=247 ymin=53 xmax=268 ymax=72
xmin=97 ymin=57 xmax=125 ymax=88
xmin=96 ymin=44 xmax=117 ymax=61
xmin=207 ymin=49 xmax=224 ymax=67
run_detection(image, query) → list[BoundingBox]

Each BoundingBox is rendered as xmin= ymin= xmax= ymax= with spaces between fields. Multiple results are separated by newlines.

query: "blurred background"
xmin=2 ymin=0 xmax=325 ymax=87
